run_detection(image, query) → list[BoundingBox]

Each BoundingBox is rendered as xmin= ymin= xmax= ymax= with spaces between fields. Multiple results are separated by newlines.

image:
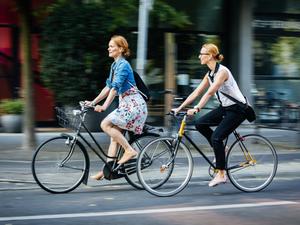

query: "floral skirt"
xmin=106 ymin=88 xmax=148 ymax=134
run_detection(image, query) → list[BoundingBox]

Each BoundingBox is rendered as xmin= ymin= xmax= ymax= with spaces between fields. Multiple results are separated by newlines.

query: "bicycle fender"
xmin=129 ymin=132 xmax=160 ymax=143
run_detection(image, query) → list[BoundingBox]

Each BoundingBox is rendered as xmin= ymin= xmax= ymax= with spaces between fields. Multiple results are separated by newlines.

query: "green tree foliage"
xmin=151 ymin=0 xmax=191 ymax=28
xmin=40 ymin=2 xmax=109 ymax=105
xmin=270 ymin=37 xmax=300 ymax=76
xmin=40 ymin=0 xmax=191 ymax=105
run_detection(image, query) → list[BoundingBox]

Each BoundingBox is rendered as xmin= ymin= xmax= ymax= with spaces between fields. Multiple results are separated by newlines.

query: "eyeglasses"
xmin=199 ymin=53 xmax=210 ymax=56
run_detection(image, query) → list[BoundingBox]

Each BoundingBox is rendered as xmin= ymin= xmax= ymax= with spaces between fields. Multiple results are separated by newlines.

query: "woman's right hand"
xmin=84 ymin=100 xmax=93 ymax=107
xmin=94 ymin=105 xmax=106 ymax=112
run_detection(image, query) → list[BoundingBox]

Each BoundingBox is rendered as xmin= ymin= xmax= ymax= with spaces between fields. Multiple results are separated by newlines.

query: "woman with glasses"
xmin=172 ymin=43 xmax=247 ymax=187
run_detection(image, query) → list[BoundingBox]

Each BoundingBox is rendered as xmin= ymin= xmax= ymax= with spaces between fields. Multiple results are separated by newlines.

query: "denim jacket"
xmin=105 ymin=57 xmax=136 ymax=95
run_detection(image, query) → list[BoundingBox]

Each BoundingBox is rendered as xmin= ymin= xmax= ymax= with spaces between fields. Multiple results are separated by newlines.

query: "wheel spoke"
xmin=124 ymin=134 xmax=158 ymax=190
xmin=137 ymin=137 xmax=193 ymax=197
xmin=32 ymin=136 xmax=87 ymax=193
xmin=226 ymin=134 xmax=278 ymax=192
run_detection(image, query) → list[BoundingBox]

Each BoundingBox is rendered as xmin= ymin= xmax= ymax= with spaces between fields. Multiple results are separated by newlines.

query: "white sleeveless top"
xmin=208 ymin=64 xmax=246 ymax=107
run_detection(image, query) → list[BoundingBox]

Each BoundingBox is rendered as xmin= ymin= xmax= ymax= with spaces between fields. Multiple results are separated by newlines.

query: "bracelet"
xmin=193 ymin=106 xmax=200 ymax=112
xmin=91 ymin=101 xmax=96 ymax=106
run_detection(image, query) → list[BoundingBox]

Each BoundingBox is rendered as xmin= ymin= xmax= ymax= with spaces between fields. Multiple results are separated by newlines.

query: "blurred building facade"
xmin=143 ymin=0 xmax=300 ymax=126
xmin=0 ymin=0 xmax=299 ymax=126
xmin=0 ymin=0 xmax=55 ymax=124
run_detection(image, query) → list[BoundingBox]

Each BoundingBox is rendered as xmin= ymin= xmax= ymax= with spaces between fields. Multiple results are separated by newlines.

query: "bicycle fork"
xmin=235 ymin=132 xmax=256 ymax=167
xmin=60 ymin=135 xmax=90 ymax=185
xmin=60 ymin=136 xmax=77 ymax=167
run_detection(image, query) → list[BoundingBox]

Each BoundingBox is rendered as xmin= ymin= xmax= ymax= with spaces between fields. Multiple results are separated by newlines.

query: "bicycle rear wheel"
xmin=32 ymin=135 xmax=89 ymax=193
xmin=226 ymin=134 xmax=278 ymax=192
xmin=124 ymin=133 xmax=158 ymax=190
xmin=137 ymin=137 xmax=193 ymax=197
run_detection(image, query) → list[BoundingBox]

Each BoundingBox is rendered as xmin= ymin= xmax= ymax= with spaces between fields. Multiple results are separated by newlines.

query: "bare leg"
xmin=90 ymin=137 xmax=119 ymax=180
xmin=101 ymin=118 xmax=137 ymax=164
xmin=107 ymin=137 xmax=118 ymax=162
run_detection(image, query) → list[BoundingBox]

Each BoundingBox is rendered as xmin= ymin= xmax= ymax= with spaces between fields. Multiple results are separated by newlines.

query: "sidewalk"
xmin=0 ymin=129 xmax=113 ymax=191
xmin=0 ymin=126 xmax=299 ymax=191
xmin=1 ymin=126 xmax=299 ymax=157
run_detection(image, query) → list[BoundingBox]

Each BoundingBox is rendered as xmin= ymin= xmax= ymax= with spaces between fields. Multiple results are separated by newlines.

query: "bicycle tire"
xmin=137 ymin=137 xmax=194 ymax=197
xmin=124 ymin=133 xmax=158 ymax=190
xmin=226 ymin=134 xmax=278 ymax=192
xmin=32 ymin=135 xmax=89 ymax=194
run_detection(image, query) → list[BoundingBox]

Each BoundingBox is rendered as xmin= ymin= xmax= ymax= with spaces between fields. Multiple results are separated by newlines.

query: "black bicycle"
xmin=32 ymin=101 xmax=159 ymax=194
xmin=136 ymin=112 xmax=278 ymax=197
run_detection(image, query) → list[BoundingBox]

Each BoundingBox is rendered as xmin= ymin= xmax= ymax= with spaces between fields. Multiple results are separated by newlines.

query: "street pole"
xmin=136 ymin=0 xmax=153 ymax=79
xmin=164 ymin=33 xmax=176 ymax=127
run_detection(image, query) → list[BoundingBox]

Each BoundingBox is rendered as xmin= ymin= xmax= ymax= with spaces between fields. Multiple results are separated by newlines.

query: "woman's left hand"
xmin=94 ymin=105 xmax=106 ymax=112
xmin=187 ymin=108 xmax=198 ymax=116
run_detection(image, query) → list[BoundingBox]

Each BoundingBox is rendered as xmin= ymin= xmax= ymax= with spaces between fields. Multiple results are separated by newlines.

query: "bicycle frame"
xmin=75 ymin=119 xmax=118 ymax=163
xmin=136 ymin=112 xmax=277 ymax=196
xmin=170 ymin=112 xmax=254 ymax=172
xmin=59 ymin=106 xmax=136 ymax=184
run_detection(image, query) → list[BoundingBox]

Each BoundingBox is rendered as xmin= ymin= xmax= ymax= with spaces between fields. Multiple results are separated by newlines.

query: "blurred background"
xmin=0 ymin=0 xmax=300 ymax=138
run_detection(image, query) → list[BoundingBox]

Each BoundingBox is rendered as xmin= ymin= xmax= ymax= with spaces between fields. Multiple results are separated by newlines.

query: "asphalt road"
xmin=0 ymin=150 xmax=300 ymax=225
xmin=0 ymin=170 xmax=300 ymax=225
xmin=0 ymin=127 xmax=299 ymax=224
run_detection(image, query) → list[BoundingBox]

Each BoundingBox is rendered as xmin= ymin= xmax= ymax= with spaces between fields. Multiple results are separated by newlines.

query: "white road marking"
xmin=0 ymin=201 xmax=297 ymax=222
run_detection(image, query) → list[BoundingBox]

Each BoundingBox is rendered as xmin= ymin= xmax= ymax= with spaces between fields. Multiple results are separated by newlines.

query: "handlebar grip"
xmin=168 ymin=111 xmax=187 ymax=117
xmin=79 ymin=101 xmax=95 ymax=109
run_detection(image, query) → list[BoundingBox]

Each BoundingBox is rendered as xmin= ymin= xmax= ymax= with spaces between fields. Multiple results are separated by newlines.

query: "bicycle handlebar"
xmin=80 ymin=101 xmax=96 ymax=109
xmin=71 ymin=101 xmax=95 ymax=116
xmin=167 ymin=111 xmax=187 ymax=117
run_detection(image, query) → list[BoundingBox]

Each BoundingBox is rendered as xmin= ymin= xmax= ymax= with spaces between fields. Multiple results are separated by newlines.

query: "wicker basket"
xmin=55 ymin=107 xmax=81 ymax=130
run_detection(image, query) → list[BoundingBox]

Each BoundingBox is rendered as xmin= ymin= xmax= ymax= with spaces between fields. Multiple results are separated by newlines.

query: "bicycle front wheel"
xmin=137 ymin=137 xmax=193 ymax=197
xmin=226 ymin=134 xmax=278 ymax=192
xmin=32 ymin=135 xmax=89 ymax=194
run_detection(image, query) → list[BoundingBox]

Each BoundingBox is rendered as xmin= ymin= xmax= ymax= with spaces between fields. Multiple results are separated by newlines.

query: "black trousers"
xmin=195 ymin=104 xmax=246 ymax=170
